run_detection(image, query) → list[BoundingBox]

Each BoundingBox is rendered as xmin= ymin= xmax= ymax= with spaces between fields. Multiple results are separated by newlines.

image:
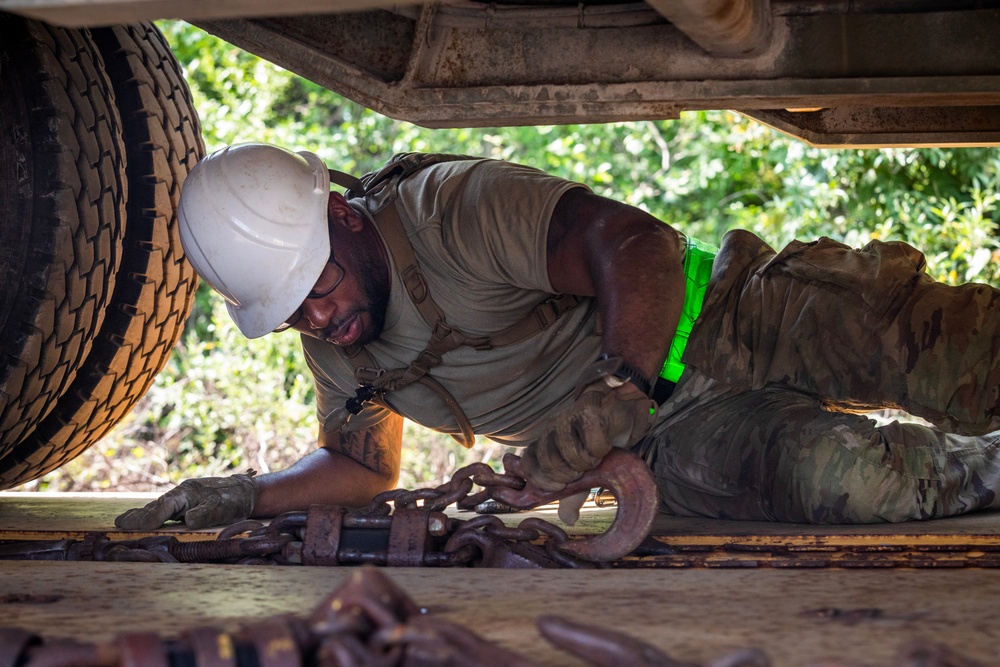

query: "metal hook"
xmin=487 ymin=449 xmax=658 ymax=562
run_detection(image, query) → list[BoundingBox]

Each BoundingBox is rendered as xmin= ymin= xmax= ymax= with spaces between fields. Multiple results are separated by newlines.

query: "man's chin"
xmin=352 ymin=321 xmax=384 ymax=347
xmin=355 ymin=311 xmax=386 ymax=346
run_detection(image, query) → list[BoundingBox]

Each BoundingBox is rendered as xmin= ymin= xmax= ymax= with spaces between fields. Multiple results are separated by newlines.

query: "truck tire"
xmin=0 ymin=20 xmax=203 ymax=488
xmin=0 ymin=15 xmax=126 ymax=465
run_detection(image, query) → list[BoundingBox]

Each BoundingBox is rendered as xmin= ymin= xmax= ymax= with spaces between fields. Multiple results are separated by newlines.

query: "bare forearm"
xmin=253 ymin=413 xmax=403 ymax=517
xmin=252 ymin=447 xmax=394 ymax=517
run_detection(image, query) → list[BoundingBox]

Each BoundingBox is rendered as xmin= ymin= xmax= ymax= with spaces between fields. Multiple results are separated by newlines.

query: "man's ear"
xmin=328 ymin=192 xmax=364 ymax=232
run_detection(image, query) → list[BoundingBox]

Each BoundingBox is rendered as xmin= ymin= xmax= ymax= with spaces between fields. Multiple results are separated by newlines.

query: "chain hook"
xmin=486 ymin=449 xmax=658 ymax=562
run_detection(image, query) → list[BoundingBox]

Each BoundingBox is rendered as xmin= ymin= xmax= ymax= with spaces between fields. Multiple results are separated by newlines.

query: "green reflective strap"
xmin=661 ymin=237 xmax=717 ymax=383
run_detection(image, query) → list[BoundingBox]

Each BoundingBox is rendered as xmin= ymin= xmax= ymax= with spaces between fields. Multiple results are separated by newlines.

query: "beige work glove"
xmin=521 ymin=359 xmax=657 ymax=495
xmin=114 ymin=473 xmax=258 ymax=530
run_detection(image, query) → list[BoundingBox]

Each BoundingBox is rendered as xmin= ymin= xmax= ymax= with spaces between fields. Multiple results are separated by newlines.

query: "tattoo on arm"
xmin=328 ymin=415 xmax=403 ymax=481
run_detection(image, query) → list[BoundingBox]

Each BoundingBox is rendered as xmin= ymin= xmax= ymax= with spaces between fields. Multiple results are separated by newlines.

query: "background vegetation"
xmin=20 ymin=21 xmax=1000 ymax=492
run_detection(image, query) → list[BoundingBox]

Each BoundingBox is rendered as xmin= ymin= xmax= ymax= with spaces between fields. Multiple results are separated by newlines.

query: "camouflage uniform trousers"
xmin=638 ymin=230 xmax=1000 ymax=523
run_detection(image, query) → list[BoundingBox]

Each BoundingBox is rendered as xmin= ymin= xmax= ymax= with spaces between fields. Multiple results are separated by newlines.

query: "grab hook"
xmin=488 ymin=449 xmax=658 ymax=563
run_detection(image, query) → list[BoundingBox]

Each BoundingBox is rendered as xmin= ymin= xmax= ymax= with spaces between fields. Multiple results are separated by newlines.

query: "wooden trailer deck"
xmin=1 ymin=493 xmax=998 ymax=665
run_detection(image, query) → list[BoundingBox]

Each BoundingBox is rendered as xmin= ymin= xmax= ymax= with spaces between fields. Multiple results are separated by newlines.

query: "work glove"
xmin=114 ymin=473 xmax=258 ymax=530
xmin=521 ymin=358 xmax=657 ymax=496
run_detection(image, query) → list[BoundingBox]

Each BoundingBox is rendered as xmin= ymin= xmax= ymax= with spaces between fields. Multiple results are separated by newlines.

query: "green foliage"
xmin=145 ymin=296 xmax=319 ymax=478
xmin=24 ymin=20 xmax=1000 ymax=491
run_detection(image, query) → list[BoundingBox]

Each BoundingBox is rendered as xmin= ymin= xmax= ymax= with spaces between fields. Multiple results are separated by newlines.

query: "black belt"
xmin=652 ymin=377 xmax=676 ymax=405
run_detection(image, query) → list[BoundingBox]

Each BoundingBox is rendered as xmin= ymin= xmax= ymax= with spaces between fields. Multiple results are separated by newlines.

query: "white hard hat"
xmin=178 ymin=143 xmax=332 ymax=338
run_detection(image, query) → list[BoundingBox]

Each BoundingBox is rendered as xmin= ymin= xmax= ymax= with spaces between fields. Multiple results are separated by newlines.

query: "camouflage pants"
xmin=641 ymin=231 xmax=1000 ymax=523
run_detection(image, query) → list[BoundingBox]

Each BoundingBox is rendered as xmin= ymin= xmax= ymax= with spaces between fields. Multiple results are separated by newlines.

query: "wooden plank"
xmin=0 ymin=561 xmax=995 ymax=665
xmin=649 ymin=510 xmax=1000 ymax=538
xmin=4 ymin=492 xmax=1000 ymax=545
xmin=0 ymin=492 xmax=1000 ymax=565
xmin=0 ymin=492 xmax=618 ymax=540
xmin=0 ymin=493 xmax=216 ymax=540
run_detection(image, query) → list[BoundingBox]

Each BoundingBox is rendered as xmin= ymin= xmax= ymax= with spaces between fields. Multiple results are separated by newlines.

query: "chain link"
xmin=1 ymin=451 xmax=656 ymax=567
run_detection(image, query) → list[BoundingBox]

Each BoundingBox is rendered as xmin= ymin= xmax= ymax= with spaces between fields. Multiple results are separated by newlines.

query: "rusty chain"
xmin=0 ymin=451 xmax=657 ymax=568
xmin=0 ymin=568 xmax=985 ymax=667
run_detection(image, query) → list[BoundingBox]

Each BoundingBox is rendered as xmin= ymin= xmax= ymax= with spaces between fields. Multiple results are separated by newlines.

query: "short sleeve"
xmin=397 ymin=159 xmax=589 ymax=294
xmin=303 ymin=335 xmax=395 ymax=432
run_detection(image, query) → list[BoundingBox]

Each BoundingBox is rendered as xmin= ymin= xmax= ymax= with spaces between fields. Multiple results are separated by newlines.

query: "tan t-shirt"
xmin=302 ymin=158 xmax=600 ymax=445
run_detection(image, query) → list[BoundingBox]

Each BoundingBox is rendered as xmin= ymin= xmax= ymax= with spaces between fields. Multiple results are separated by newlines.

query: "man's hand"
xmin=521 ymin=368 xmax=656 ymax=492
xmin=114 ymin=473 xmax=258 ymax=530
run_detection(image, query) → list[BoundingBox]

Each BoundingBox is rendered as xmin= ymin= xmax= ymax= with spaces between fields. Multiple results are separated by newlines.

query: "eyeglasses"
xmin=273 ymin=248 xmax=346 ymax=332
